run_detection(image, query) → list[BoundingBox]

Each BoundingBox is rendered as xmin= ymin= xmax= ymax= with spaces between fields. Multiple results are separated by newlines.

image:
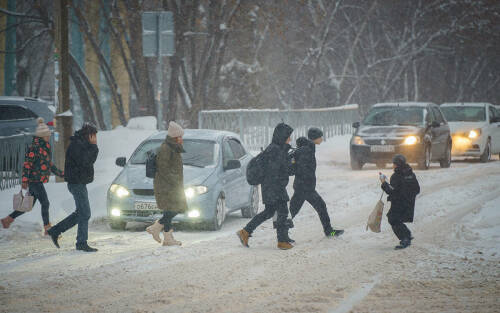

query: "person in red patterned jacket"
xmin=1 ymin=118 xmax=64 ymax=233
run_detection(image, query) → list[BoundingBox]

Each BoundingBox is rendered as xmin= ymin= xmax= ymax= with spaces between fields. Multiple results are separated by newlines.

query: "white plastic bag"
xmin=366 ymin=192 xmax=384 ymax=233
xmin=13 ymin=188 xmax=34 ymax=212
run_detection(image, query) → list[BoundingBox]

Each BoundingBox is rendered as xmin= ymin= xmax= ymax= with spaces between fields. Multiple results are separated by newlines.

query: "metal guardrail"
xmin=199 ymin=106 xmax=360 ymax=151
xmin=0 ymin=133 xmax=56 ymax=191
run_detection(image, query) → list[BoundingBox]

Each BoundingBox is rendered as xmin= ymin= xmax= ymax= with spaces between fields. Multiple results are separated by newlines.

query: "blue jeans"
xmin=52 ymin=184 xmax=91 ymax=245
xmin=10 ymin=182 xmax=50 ymax=225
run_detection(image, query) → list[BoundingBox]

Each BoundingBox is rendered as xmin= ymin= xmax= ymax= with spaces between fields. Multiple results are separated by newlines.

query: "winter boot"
xmin=326 ymin=229 xmax=344 ymax=238
xmin=395 ymin=239 xmax=411 ymax=250
xmin=76 ymin=242 xmax=98 ymax=252
xmin=277 ymin=241 xmax=293 ymax=250
xmin=236 ymin=229 xmax=250 ymax=247
xmin=146 ymin=220 xmax=163 ymax=244
xmin=1 ymin=216 xmax=14 ymax=229
xmin=43 ymin=223 xmax=52 ymax=236
xmin=163 ymin=229 xmax=182 ymax=246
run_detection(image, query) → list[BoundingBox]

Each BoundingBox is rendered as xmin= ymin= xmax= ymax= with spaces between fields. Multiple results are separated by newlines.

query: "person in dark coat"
xmin=48 ymin=123 xmax=99 ymax=252
xmin=289 ymin=127 xmax=344 ymax=238
xmin=380 ymin=154 xmax=420 ymax=250
xmin=237 ymin=123 xmax=294 ymax=250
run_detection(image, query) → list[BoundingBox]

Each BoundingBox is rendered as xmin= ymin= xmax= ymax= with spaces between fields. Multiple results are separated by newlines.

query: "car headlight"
xmin=353 ymin=136 xmax=365 ymax=145
xmin=185 ymin=186 xmax=208 ymax=199
xmin=468 ymin=129 xmax=481 ymax=139
xmin=111 ymin=208 xmax=121 ymax=217
xmin=187 ymin=209 xmax=201 ymax=218
xmin=403 ymin=135 xmax=420 ymax=145
xmin=110 ymin=184 xmax=130 ymax=198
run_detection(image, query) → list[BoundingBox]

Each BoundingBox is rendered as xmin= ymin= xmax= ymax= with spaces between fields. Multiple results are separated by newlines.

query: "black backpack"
xmin=246 ymin=151 xmax=266 ymax=185
xmin=145 ymin=150 xmax=157 ymax=178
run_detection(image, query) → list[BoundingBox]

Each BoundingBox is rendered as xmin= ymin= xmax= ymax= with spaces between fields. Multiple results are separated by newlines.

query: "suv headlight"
xmin=403 ymin=135 xmax=420 ymax=145
xmin=110 ymin=184 xmax=130 ymax=198
xmin=185 ymin=186 xmax=208 ymax=199
xmin=468 ymin=129 xmax=481 ymax=139
xmin=352 ymin=136 xmax=365 ymax=145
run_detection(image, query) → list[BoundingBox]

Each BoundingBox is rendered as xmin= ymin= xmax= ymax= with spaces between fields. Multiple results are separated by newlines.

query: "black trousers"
xmin=244 ymin=201 xmax=289 ymax=242
xmin=159 ymin=211 xmax=177 ymax=232
xmin=10 ymin=182 xmax=50 ymax=225
xmin=289 ymin=190 xmax=333 ymax=235
xmin=388 ymin=216 xmax=412 ymax=241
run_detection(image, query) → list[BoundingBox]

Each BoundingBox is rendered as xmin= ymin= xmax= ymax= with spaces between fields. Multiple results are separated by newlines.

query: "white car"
xmin=440 ymin=103 xmax=500 ymax=162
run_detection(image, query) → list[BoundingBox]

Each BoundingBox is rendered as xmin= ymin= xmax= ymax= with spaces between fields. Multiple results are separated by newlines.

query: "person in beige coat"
xmin=146 ymin=121 xmax=188 ymax=246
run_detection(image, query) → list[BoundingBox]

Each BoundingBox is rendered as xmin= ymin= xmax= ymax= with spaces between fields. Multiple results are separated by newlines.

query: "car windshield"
xmin=363 ymin=107 xmax=424 ymax=126
xmin=130 ymin=139 xmax=219 ymax=168
xmin=440 ymin=106 xmax=486 ymax=122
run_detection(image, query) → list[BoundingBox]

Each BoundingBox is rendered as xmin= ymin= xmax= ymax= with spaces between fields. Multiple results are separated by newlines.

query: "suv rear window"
xmin=363 ymin=107 xmax=424 ymax=126
xmin=0 ymin=105 xmax=38 ymax=121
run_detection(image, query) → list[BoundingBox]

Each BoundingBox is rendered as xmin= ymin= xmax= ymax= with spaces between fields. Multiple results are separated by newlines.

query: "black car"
xmin=350 ymin=102 xmax=452 ymax=170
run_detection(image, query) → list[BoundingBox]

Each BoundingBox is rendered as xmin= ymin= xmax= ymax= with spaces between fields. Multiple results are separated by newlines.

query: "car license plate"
xmin=370 ymin=145 xmax=394 ymax=153
xmin=134 ymin=202 xmax=158 ymax=211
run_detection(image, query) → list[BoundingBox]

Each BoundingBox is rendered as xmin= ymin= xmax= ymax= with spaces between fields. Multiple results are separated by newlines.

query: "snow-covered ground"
xmin=0 ymin=124 xmax=499 ymax=313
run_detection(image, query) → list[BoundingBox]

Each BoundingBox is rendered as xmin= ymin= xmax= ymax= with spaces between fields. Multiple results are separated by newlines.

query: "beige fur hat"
xmin=35 ymin=117 xmax=51 ymax=137
xmin=167 ymin=121 xmax=184 ymax=138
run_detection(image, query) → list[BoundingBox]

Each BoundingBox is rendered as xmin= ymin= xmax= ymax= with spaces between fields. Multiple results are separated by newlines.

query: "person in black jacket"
xmin=380 ymin=154 xmax=420 ymax=250
xmin=289 ymin=128 xmax=344 ymax=238
xmin=48 ymin=123 xmax=99 ymax=252
xmin=237 ymin=123 xmax=294 ymax=250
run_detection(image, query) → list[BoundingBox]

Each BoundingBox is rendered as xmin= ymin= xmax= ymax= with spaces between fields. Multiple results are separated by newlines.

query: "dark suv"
xmin=0 ymin=97 xmax=55 ymax=137
xmin=350 ymin=102 xmax=452 ymax=170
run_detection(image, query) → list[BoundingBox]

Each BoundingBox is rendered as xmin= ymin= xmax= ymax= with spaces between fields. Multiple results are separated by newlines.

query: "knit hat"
xmin=392 ymin=154 xmax=407 ymax=167
xmin=307 ymin=127 xmax=323 ymax=140
xmin=35 ymin=117 xmax=51 ymax=137
xmin=167 ymin=121 xmax=184 ymax=138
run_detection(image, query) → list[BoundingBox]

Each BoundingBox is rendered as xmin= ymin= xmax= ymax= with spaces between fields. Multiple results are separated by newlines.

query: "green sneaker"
xmin=327 ymin=229 xmax=344 ymax=237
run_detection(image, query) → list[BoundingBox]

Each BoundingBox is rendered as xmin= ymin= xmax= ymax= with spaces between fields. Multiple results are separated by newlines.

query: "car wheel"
xmin=109 ymin=220 xmax=127 ymax=230
xmin=376 ymin=162 xmax=386 ymax=169
xmin=242 ymin=186 xmax=259 ymax=218
xmin=207 ymin=195 xmax=225 ymax=231
xmin=480 ymin=139 xmax=491 ymax=163
xmin=418 ymin=144 xmax=431 ymax=170
xmin=439 ymin=141 xmax=452 ymax=168
xmin=350 ymin=156 xmax=364 ymax=170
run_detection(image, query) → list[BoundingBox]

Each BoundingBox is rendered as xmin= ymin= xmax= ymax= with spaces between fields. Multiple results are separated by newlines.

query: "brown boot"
xmin=146 ymin=220 xmax=163 ymax=243
xmin=277 ymin=242 xmax=293 ymax=250
xmin=43 ymin=223 xmax=52 ymax=236
xmin=162 ymin=230 xmax=182 ymax=246
xmin=1 ymin=216 xmax=14 ymax=229
xmin=236 ymin=229 xmax=250 ymax=247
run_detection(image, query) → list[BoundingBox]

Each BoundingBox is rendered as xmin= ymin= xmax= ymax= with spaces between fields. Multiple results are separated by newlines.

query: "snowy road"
xmin=1 ymin=135 xmax=499 ymax=313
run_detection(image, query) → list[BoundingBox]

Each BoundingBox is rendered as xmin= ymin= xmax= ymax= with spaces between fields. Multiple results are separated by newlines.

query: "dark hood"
xmin=272 ymin=123 xmax=293 ymax=146
xmin=70 ymin=129 xmax=87 ymax=143
xmin=395 ymin=163 xmax=413 ymax=176
xmin=296 ymin=137 xmax=313 ymax=148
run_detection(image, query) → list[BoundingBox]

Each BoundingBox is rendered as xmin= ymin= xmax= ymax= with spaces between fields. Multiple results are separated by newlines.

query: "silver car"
xmin=107 ymin=129 xmax=259 ymax=230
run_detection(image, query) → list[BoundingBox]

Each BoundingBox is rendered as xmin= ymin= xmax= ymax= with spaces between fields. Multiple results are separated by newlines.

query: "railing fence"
xmin=199 ymin=106 xmax=360 ymax=150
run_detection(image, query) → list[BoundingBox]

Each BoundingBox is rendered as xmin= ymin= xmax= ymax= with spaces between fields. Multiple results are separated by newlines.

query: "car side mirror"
xmin=224 ymin=159 xmax=241 ymax=171
xmin=352 ymin=122 xmax=360 ymax=128
xmin=115 ymin=157 xmax=126 ymax=167
xmin=431 ymin=121 xmax=440 ymax=128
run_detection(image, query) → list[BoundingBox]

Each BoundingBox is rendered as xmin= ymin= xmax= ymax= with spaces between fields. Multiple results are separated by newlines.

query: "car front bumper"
xmin=450 ymin=134 xmax=484 ymax=157
xmin=350 ymin=143 xmax=425 ymax=164
xmin=107 ymin=191 xmax=215 ymax=224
